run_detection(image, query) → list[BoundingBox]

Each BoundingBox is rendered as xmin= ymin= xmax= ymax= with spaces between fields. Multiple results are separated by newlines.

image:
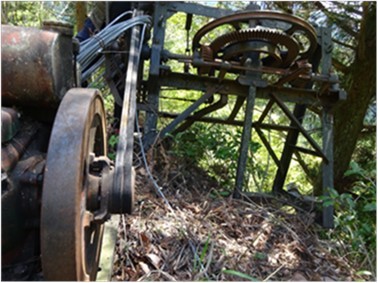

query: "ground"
xmin=111 ymin=145 xmax=365 ymax=281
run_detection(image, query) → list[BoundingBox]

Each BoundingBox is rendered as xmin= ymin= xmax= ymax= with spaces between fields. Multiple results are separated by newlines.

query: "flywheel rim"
xmin=41 ymin=88 xmax=107 ymax=281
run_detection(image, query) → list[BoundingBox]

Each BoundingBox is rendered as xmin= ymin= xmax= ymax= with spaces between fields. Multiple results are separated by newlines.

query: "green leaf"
xmin=222 ymin=269 xmax=258 ymax=281
xmin=200 ymin=235 xmax=211 ymax=263
xmin=253 ymin=252 xmax=267 ymax=260
xmin=344 ymin=161 xmax=364 ymax=177
xmin=323 ymin=199 xmax=334 ymax=207
xmin=356 ymin=270 xmax=372 ymax=276
xmin=219 ymin=190 xmax=231 ymax=197
xmin=363 ymin=202 xmax=376 ymax=212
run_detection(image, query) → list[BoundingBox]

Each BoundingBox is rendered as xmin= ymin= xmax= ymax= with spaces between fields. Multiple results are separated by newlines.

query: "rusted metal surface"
xmin=1 ymin=25 xmax=74 ymax=109
xmin=210 ymin=29 xmax=300 ymax=68
xmin=193 ymin=11 xmax=318 ymax=60
xmin=2 ymin=151 xmax=45 ymax=266
xmin=41 ymin=88 xmax=109 ymax=281
xmin=1 ymin=107 xmax=20 ymax=143
xmin=1 ymin=123 xmax=38 ymax=173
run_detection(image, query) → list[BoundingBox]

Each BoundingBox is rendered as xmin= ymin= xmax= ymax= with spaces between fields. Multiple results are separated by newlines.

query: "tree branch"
xmin=315 ymin=1 xmax=359 ymax=38
xmin=332 ymin=57 xmax=349 ymax=74
xmin=332 ymin=38 xmax=356 ymax=50
xmin=360 ymin=125 xmax=376 ymax=135
xmin=332 ymin=1 xmax=363 ymax=16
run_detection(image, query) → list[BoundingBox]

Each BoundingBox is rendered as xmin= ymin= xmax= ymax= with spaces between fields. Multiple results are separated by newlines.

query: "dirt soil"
xmin=111 ymin=146 xmax=363 ymax=281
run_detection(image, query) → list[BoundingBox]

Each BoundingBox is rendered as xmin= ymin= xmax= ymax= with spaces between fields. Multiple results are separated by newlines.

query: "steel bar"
xmin=143 ymin=4 xmax=167 ymax=149
xmin=270 ymin=92 xmax=327 ymax=160
xmin=158 ymin=111 xmax=243 ymax=126
xmin=321 ymin=108 xmax=334 ymax=228
xmin=234 ymin=85 xmax=256 ymax=198
xmin=320 ymin=27 xmax=334 ymax=228
xmin=254 ymin=126 xmax=282 ymax=171
xmin=257 ymin=99 xmax=275 ymax=123
xmin=159 ymin=111 xmax=299 ymax=132
xmin=166 ymin=2 xmax=234 ymax=19
xmin=258 ymin=123 xmax=297 ymax=131
xmin=159 ymin=87 xmax=220 ymax=138
xmin=156 ymin=72 xmax=330 ymax=105
xmin=189 ymin=57 xmax=340 ymax=84
xmin=272 ymin=104 xmax=307 ymax=193
xmin=173 ymin=94 xmax=228 ymax=134
xmin=274 ymin=65 xmax=310 ymax=87
xmin=291 ymin=145 xmax=327 ymax=160
xmin=227 ymin=96 xmax=245 ymax=121
xmin=294 ymin=151 xmax=316 ymax=184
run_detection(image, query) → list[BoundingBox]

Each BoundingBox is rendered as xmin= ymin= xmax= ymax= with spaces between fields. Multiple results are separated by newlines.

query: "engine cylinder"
xmin=1 ymin=25 xmax=74 ymax=109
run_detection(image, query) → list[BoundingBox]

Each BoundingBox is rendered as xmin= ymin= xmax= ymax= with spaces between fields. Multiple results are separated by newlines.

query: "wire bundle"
xmin=77 ymin=11 xmax=151 ymax=81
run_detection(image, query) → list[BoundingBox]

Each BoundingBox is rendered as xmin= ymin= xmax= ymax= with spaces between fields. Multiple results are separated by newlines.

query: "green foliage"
xmin=107 ymin=134 xmax=119 ymax=161
xmin=170 ymin=122 xmax=261 ymax=189
xmin=321 ymin=161 xmax=376 ymax=278
xmin=2 ymin=2 xmax=76 ymax=27
xmin=222 ymin=269 xmax=258 ymax=281
xmin=193 ymin=235 xmax=211 ymax=273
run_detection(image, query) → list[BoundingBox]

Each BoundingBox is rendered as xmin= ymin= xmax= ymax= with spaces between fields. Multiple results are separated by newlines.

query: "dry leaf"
xmin=139 ymin=261 xmax=150 ymax=274
xmin=146 ymin=253 xmax=161 ymax=269
xmin=322 ymin=276 xmax=335 ymax=281
xmin=291 ymin=272 xmax=307 ymax=281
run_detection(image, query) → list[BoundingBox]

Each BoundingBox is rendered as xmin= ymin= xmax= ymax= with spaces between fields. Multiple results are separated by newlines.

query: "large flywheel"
xmin=41 ymin=88 xmax=110 ymax=281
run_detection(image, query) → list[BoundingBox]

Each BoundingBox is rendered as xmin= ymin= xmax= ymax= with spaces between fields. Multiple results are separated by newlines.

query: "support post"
xmin=143 ymin=3 xmax=169 ymax=149
xmin=272 ymin=104 xmax=307 ymax=193
xmin=234 ymin=85 xmax=256 ymax=198
xmin=321 ymin=108 xmax=334 ymax=228
xmin=320 ymin=27 xmax=334 ymax=228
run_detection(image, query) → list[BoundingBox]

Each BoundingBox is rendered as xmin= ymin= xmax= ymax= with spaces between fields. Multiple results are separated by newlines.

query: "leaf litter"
xmin=111 ymin=145 xmax=365 ymax=281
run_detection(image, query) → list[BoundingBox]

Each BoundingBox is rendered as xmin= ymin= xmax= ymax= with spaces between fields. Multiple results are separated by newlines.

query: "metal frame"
xmin=134 ymin=2 xmax=345 ymax=228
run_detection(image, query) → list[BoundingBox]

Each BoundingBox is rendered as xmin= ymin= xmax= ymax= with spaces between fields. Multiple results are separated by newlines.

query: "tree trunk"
xmin=76 ymin=2 xmax=87 ymax=31
xmin=332 ymin=2 xmax=376 ymax=193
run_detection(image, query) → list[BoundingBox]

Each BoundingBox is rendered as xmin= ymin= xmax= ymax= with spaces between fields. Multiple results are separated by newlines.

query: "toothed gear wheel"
xmin=209 ymin=28 xmax=300 ymax=68
xmin=193 ymin=11 xmax=318 ymax=73
xmin=198 ymin=45 xmax=214 ymax=75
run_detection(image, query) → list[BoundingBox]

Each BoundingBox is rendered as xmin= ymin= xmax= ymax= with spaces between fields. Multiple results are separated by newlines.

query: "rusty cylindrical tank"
xmin=1 ymin=23 xmax=74 ymax=109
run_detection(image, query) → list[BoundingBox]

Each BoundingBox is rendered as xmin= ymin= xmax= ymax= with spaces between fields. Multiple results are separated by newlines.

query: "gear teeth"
xmin=198 ymin=45 xmax=213 ymax=75
xmin=207 ymin=28 xmax=301 ymax=68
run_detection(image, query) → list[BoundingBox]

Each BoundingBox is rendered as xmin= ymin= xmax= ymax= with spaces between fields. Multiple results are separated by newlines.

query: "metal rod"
xmin=159 ymin=111 xmax=299 ymax=132
xmin=173 ymin=94 xmax=228 ymax=134
xmin=257 ymin=99 xmax=275 ymax=123
xmin=159 ymin=87 xmax=219 ymax=138
xmin=143 ymin=3 xmax=167 ymax=150
xmin=234 ymin=85 xmax=256 ymax=198
xmin=290 ymin=145 xmax=326 ymax=159
xmin=156 ymin=72 xmax=325 ymax=105
xmin=158 ymin=111 xmax=242 ymax=126
xmin=270 ymin=92 xmax=327 ymax=160
xmin=227 ymin=96 xmax=245 ymax=121
xmin=254 ymin=126 xmax=282 ymax=171
xmin=258 ymin=123 xmax=297 ymax=131
xmin=321 ymin=109 xmax=335 ymax=228
xmin=272 ymin=104 xmax=307 ymax=193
